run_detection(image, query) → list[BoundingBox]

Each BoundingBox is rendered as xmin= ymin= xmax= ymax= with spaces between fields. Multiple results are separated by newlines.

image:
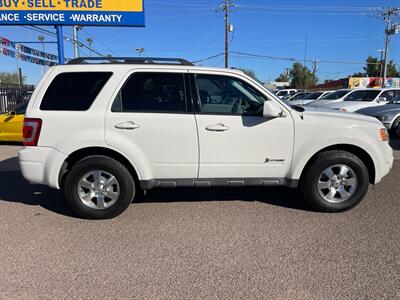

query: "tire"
xmin=391 ymin=117 xmax=400 ymax=138
xmin=64 ymin=156 xmax=136 ymax=219
xmin=299 ymin=150 xmax=369 ymax=213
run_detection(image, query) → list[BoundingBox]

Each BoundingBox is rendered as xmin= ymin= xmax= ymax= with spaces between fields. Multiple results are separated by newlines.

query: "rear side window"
xmin=112 ymin=72 xmax=187 ymax=113
xmin=40 ymin=72 xmax=112 ymax=111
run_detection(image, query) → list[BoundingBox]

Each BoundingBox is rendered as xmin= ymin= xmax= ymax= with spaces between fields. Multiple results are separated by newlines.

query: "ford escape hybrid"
xmin=18 ymin=57 xmax=393 ymax=219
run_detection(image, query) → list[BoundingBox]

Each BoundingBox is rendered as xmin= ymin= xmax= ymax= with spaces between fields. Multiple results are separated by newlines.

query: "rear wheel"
xmin=64 ymin=156 xmax=135 ymax=219
xmin=300 ymin=150 xmax=369 ymax=212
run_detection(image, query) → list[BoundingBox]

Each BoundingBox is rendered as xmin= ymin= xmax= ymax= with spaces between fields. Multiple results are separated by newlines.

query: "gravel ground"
xmin=0 ymin=144 xmax=399 ymax=299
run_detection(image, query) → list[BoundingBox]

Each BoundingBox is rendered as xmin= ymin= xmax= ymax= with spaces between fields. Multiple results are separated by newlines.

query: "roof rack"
xmin=67 ymin=57 xmax=193 ymax=66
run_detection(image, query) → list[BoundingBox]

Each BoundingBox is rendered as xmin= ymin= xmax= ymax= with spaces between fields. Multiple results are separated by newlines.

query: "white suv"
xmin=18 ymin=58 xmax=393 ymax=219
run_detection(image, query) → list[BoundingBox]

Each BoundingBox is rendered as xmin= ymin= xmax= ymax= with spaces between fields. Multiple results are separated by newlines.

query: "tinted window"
xmin=196 ymin=75 xmax=266 ymax=115
xmin=40 ymin=72 xmax=112 ymax=111
xmin=320 ymin=90 xmax=349 ymax=100
xmin=302 ymin=92 xmax=323 ymax=100
xmin=381 ymin=90 xmax=400 ymax=102
xmin=113 ymin=73 xmax=187 ymax=113
xmin=344 ymin=90 xmax=380 ymax=102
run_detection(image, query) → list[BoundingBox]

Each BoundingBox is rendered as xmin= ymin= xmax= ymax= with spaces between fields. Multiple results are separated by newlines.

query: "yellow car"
xmin=0 ymin=104 xmax=27 ymax=142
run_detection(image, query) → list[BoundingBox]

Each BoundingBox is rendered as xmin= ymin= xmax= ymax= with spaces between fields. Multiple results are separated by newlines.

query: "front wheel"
xmin=300 ymin=150 xmax=370 ymax=212
xmin=391 ymin=117 xmax=400 ymax=138
xmin=64 ymin=156 xmax=136 ymax=219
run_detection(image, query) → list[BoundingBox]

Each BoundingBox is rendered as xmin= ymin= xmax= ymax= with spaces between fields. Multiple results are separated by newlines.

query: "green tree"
xmin=275 ymin=72 xmax=289 ymax=82
xmin=0 ymin=71 xmax=26 ymax=85
xmin=289 ymin=62 xmax=317 ymax=89
xmin=353 ymin=56 xmax=399 ymax=77
xmin=236 ymin=68 xmax=260 ymax=82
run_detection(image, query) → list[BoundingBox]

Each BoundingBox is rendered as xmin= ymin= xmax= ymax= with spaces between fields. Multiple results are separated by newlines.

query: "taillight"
xmin=23 ymin=118 xmax=42 ymax=146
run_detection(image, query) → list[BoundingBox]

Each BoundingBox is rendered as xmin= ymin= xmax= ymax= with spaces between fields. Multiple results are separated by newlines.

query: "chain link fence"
xmin=0 ymin=83 xmax=35 ymax=114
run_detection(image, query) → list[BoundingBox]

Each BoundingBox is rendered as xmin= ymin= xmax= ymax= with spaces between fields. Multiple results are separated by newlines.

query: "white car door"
xmin=191 ymin=72 xmax=294 ymax=179
xmin=105 ymin=70 xmax=199 ymax=180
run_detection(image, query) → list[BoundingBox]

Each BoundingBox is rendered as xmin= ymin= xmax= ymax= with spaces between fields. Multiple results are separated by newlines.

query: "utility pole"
xmin=73 ymin=25 xmax=82 ymax=58
xmin=218 ymin=0 xmax=236 ymax=68
xmin=372 ymin=7 xmax=400 ymax=87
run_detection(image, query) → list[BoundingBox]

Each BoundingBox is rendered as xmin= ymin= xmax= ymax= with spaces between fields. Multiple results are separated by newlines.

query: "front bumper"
xmin=18 ymin=147 xmax=67 ymax=189
xmin=373 ymin=141 xmax=394 ymax=184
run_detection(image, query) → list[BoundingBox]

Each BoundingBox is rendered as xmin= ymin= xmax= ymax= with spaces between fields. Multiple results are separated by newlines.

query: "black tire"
xmin=300 ymin=150 xmax=369 ymax=213
xmin=64 ymin=156 xmax=136 ymax=219
xmin=391 ymin=117 xmax=400 ymax=138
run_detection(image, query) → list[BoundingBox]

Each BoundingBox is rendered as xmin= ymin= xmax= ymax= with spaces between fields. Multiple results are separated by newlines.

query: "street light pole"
xmin=378 ymin=49 xmax=385 ymax=81
xmin=383 ymin=15 xmax=391 ymax=87
xmin=38 ymin=35 xmax=45 ymax=74
xmin=86 ymin=38 xmax=93 ymax=57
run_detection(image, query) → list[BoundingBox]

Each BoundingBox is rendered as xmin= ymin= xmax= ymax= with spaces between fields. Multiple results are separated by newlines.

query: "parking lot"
xmin=0 ymin=142 xmax=399 ymax=299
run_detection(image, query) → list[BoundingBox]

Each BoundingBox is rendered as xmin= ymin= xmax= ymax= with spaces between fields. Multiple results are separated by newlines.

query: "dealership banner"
xmin=0 ymin=46 xmax=57 ymax=66
xmin=349 ymin=77 xmax=400 ymax=89
xmin=0 ymin=0 xmax=145 ymax=26
xmin=1 ymin=36 xmax=58 ymax=61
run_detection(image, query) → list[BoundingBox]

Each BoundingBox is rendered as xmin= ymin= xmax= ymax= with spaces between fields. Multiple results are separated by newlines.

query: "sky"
xmin=1 ymin=0 xmax=400 ymax=85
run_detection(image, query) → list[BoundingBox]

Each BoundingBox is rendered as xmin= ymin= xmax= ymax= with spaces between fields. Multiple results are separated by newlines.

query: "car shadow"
xmin=0 ymin=142 xmax=23 ymax=146
xmin=0 ymin=157 xmax=311 ymax=218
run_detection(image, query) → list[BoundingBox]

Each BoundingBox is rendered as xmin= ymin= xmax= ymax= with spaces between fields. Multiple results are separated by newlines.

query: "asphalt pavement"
xmin=0 ymin=143 xmax=399 ymax=299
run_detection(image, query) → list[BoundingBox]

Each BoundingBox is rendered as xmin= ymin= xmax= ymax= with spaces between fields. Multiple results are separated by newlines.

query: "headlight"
xmin=375 ymin=115 xmax=389 ymax=122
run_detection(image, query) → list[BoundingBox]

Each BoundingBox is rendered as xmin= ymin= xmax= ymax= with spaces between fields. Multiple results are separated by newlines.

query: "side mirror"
xmin=10 ymin=111 xmax=16 ymax=116
xmin=263 ymin=101 xmax=284 ymax=118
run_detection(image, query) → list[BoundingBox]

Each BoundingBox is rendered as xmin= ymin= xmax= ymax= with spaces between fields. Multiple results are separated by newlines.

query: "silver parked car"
xmin=356 ymin=97 xmax=400 ymax=137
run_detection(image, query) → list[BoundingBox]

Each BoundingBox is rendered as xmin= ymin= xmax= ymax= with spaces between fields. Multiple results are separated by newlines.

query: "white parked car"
xmin=275 ymin=89 xmax=297 ymax=98
xmin=321 ymin=88 xmax=400 ymax=112
xmin=18 ymin=57 xmax=393 ymax=219
xmin=291 ymin=91 xmax=333 ymax=106
xmin=306 ymin=89 xmax=353 ymax=107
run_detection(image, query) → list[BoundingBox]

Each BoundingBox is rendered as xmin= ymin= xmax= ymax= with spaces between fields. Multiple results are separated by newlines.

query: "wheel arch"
xmin=59 ymin=147 xmax=141 ymax=188
xmin=298 ymin=144 xmax=376 ymax=185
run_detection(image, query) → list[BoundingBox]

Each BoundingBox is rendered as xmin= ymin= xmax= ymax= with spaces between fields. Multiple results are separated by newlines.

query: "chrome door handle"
xmin=115 ymin=121 xmax=140 ymax=130
xmin=206 ymin=123 xmax=229 ymax=132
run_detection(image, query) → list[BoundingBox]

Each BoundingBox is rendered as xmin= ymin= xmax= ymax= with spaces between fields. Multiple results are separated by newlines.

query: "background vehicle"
xmin=0 ymin=103 xmax=27 ymax=142
xmin=291 ymin=91 xmax=333 ymax=106
xmin=284 ymin=92 xmax=310 ymax=101
xmin=356 ymin=97 xmax=400 ymax=137
xmin=275 ymin=89 xmax=297 ymax=98
xmin=18 ymin=57 xmax=393 ymax=219
xmin=318 ymin=88 xmax=398 ymax=112
xmin=306 ymin=89 xmax=352 ymax=107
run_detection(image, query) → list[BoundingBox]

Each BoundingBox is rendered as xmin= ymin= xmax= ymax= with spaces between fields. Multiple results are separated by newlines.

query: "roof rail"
xmin=67 ymin=57 xmax=193 ymax=66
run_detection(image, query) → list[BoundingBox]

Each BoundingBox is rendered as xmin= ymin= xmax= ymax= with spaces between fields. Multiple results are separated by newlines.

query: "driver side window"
xmin=195 ymin=74 xmax=267 ymax=115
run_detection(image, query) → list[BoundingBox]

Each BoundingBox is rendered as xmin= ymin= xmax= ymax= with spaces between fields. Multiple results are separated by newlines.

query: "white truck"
xmin=19 ymin=57 xmax=393 ymax=219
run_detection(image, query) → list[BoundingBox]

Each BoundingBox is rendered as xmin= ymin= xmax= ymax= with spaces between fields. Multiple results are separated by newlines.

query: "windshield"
xmin=344 ymin=90 xmax=380 ymax=102
xmin=390 ymin=97 xmax=400 ymax=104
xmin=290 ymin=92 xmax=310 ymax=100
xmin=302 ymin=92 xmax=323 ymax=100
xmin=319 ymin=90 xmax=349 ymax=100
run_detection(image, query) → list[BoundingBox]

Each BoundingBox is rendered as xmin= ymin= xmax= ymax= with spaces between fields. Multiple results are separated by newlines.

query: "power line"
xmin=24 ymin=26 xmax=104 ymax=57
xmin=217 ymin=0 xmax=236 ymax=68
xmin=191 ymin=53 xmax=225 ymax=64
xmin=368 ymin=7 xmax=400 ymax=87
xmin=230 ymin=51 xmax=382 ymax=65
